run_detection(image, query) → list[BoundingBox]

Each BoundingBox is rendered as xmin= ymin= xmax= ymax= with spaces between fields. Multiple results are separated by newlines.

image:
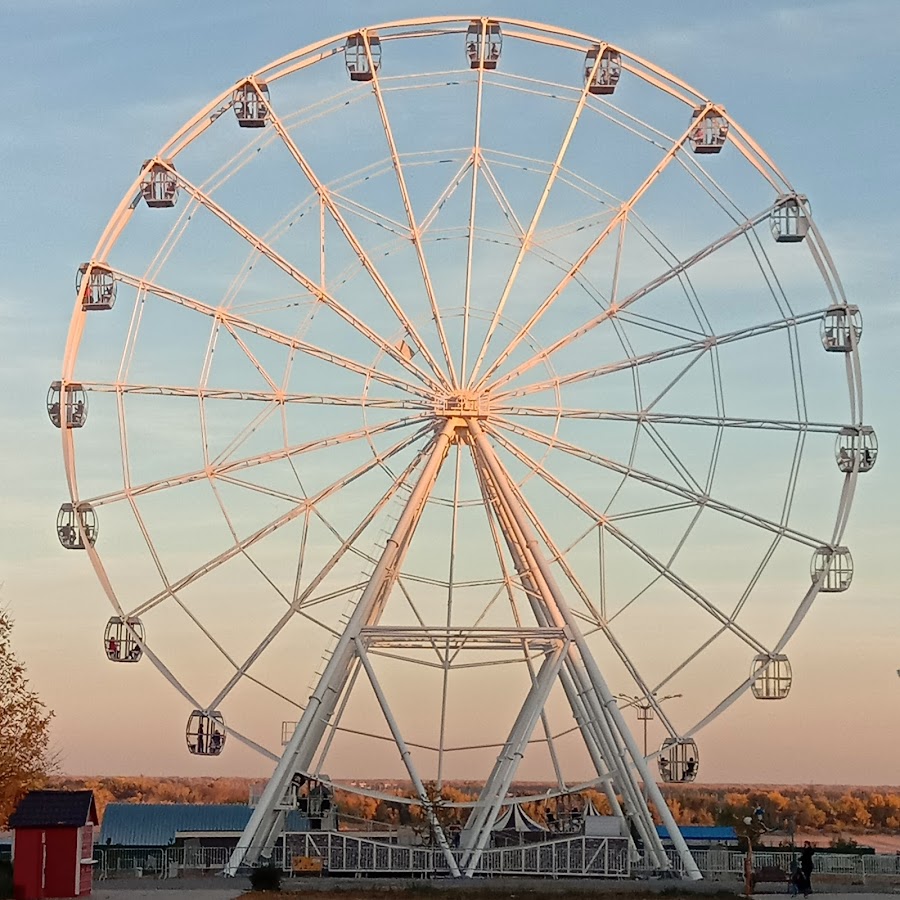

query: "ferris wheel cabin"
xmin=771 ymin=194 xmax=810 ymax=243
xmin=345 ymin=33 xmax=381 ymax=81
xmin=811 ymin=546 xmax=853 ymax=592
xmin=584 ymin=46 xmax=621 ymax=95
xmin=689 ymin=107 xmax=728 ymax=154
xmin=750 ymin=653 xmax=792 ymax=700
xmin=233 ymin=80 xmax=270 ymax=127
xmin=186 ymin=710 xmax=226 ymax=756
xmin=47 ymin=381 xmax=86 ymax=429
xmin=77 ymin=263 xmax=116 ymax=311
xmin=140 ymin=160 xmax=179 ymax=208
xmin=658 ymin=737 xmax=699 ymax=783
xmin=57 ymin=502 xmax=97 ymax=550
xmin=466 ymin=20 xmax=502 ymax=70
xmin=836 ymin=426 xmax=878 ymax=473
xmin=104 ymin=617 xmax=144 ymax=663
xmin=821 ymin=305 xmax=862 ymax=352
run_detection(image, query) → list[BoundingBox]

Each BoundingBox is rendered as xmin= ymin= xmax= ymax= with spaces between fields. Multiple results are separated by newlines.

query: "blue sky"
xmin=1 ymin=1 xmax=898 ymax=785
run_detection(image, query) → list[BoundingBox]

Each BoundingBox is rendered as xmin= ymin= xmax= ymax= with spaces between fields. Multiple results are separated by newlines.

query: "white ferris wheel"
xmin=52 ymin=16 xmax=873 ymax=878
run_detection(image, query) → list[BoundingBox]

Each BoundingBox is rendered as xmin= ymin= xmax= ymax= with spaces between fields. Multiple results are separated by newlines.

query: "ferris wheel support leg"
xmin=475 ymin=454 xmax=646 ymax=857
xmin=459 ymin=641 xmax=568 ymax=875
xmin=475 ymin=451 xmax=657 ymax=860
xmin=468 ymin=419 xmax=701 ymax=881
xmin=225 ymin=422 xmax=456 ymax=877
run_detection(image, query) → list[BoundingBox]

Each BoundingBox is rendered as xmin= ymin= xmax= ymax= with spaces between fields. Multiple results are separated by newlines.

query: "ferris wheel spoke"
xmin=476 ymin=156 xmax=525 ymax=236
xmin=153 ymin=161 xmax=444 ymax=392
xmin=367 ymin=51 xmax=459 ymax=388
xmin=265 ymin=88 xmax=453 ymax=389
xmin=467 ymin=51 xmax=605 ymax=385
xmin=491 ymin=429 xmax=768 ymax=655
xmin=420 ymin=154 xmax=475 ymax=234
xmin=493 ymin=305 xmax=827 ymax=402
xmin=473 ymin=115 xmax=705 ymax=391
xmin=460 ymin=52 xmax=487 ymax=381
xmin=80 ymin=381 xmax=426 ymax=410
xmin=491 ymin=418 xmax=826 ymax=550
xmin=88 ymin=415 xmax=427 ymax=510
xmin=128 ymin=423 xmax=432 ymax=618
xmin=482 ymin=200 xmax=781 ymax=394
xmin=497 ymin=405 xmax=845 ymax=434
xmin=110 ymin=269 xmax=433 ymax=400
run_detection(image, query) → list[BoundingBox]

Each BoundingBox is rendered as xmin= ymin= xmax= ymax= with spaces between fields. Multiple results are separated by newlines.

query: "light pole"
xmin=738 ymin=807 xmax=768 ymax=897
xmin=616 ymin=692 xmax=682 ymax=757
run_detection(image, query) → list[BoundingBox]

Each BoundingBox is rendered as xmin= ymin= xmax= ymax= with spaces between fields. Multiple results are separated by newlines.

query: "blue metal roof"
xmin=99 ymin=804 xmax=310 ymax=847
xmin=656 ymin=825 xmax=737 ymax=842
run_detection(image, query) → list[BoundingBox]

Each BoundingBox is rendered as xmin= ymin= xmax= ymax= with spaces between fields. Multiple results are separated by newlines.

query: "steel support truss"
xmin=225 ymin=416 xmax=700 ymax=880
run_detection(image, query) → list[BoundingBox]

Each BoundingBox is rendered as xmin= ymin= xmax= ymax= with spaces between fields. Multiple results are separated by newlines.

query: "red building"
xmin=9 ymin=791 xmax=98 ymax=900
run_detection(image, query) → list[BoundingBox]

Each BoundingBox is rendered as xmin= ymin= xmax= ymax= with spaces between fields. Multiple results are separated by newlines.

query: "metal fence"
xmin=95 ymin=840 xmax=900 ymax=881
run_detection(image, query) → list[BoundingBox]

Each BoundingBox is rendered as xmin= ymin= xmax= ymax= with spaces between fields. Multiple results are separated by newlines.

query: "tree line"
xmin=37 ymin=776 xmax=900 ymax=835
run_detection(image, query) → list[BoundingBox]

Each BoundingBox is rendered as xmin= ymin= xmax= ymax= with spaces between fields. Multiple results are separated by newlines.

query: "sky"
xmin=1 ymin=0 xmax=898 ymax=788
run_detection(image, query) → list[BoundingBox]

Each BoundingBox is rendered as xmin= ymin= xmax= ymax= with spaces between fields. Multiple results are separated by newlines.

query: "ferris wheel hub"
xmin=433 ymin=390 xmax=490 ymax=419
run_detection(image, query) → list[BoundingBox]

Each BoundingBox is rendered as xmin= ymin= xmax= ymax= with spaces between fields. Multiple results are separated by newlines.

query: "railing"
xmin=94 ymin=840 xmax=900 ymax=881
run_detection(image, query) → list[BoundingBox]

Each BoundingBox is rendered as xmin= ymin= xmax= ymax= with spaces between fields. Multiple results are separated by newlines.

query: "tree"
xmin=0 ymin=609 xmax=54 ymax=826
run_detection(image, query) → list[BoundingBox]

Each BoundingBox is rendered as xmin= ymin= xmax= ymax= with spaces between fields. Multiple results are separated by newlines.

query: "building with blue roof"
xmin=99 ymin=804 xmax=311 ymax=850
xmin=656 ymin=825 xmax=738 ymax=848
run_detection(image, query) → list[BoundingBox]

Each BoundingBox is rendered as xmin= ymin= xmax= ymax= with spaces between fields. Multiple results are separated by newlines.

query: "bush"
xmin=248 ymin=863 xmax=282 ymax=892
xmin=0 ymin=860 xmax=13 ymax=900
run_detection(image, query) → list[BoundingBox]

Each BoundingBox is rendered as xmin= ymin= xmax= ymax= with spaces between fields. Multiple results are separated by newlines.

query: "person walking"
xmin=799 ymin=841 xmax=815 ymax=896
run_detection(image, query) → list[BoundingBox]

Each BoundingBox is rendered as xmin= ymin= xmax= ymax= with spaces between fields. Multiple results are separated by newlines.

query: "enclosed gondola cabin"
xmin=47 ymin=381 xmax=87 ymax=429
xmin=584 ymin=46 xmax=621 ymax=95
xmin=345 ymin=32 xmax=381 ymax=82
xmin=57 ymin=502 xmax=97 ymax=550
xmin=771 ymin=194 xmax=809 ymax=243
xmin=232 ymin=80 xmax=269 ymax=128
xmin=689 ymin=107 xmax=728 ymax=154
xmin=140 ymin=160 xmax=179 ymax=208
xmin=186 ymin=710 xmax=226 ymax=756
xmin=77 ymin=263 xmax=116 ymax=311
xmin=466 ymin=20 xmax=502 ymax=70
xmin=811 ymin=546 xmax=853 ymax=592
xmin=658 ymin=737 xmax=699 ymax=783
xmin=836 ymin=425 xmax=877 ymax=473
xmin=750 ymin=653 xmax=792 ymax=700
xmin=821 ymin=305 xmax=862 ymax=352
xmin=104 ymin=617 xmax=144 ymax=663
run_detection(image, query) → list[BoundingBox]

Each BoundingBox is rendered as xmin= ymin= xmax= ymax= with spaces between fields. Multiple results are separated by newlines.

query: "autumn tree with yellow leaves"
xmin=0 ymin=610 xmax=54 ymax=826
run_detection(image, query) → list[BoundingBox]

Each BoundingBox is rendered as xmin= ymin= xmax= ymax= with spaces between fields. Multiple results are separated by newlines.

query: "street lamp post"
xmin=738 ymin=807 xmax=768 ymax=897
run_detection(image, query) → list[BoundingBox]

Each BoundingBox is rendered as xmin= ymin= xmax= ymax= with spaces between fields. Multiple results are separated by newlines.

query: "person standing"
xmin=799 ymin=841 xmax=815 ymax=896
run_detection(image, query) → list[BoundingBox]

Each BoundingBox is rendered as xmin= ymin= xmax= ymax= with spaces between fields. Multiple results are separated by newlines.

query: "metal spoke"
xmin=460 ymin=39 xmax=487 ymax=381
xmin=467 ymin=50 xmax=604 ymax=384
xmin=153 ymin=160 xmax=443 ymax=391
xmin=207 ymin=445 xmax=433 ymax=709
xmin=494 ymin=306 xmax=826 ymax=402
xmin=126 ymin=423 xmax=432 ymax=618
xmin=365 ymin=49 xmax=459 ymax=387
xmin=109 ymin=268 xmax=434 ymax=400
xmin=481 ymin=202 xmax=781 ymax=394
xmin=492 ymin=418 xmax=827 ymax=549
xmin=491 ymin=425 xmax=769 ymax=655
xmin=88 ymin=415 xmax=426 ymax=509
xmin=496 ymin=405 xmax=845 ymax=434
xmin=264 ymin=80 xmax=452 ymax=388
xmin=81 ymin=381 xmax=426 ymax=410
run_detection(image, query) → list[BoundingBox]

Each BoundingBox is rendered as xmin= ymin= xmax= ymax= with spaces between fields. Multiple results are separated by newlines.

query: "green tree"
xmin=0 ymin=609 xmax=54 ymax=826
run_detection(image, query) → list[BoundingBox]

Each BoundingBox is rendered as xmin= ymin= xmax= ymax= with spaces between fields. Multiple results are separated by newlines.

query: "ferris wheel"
xmin=52 ymin=16 xmax=873 ymax=878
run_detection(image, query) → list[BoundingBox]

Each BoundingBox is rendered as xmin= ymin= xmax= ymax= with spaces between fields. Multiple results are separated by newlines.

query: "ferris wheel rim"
xmin=57 ymin=14 xmax=866 ymax=794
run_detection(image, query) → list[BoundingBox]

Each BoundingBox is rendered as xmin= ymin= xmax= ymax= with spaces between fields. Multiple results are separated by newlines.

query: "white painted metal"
xmin=55 ymin=13 xmax=866 ymax=883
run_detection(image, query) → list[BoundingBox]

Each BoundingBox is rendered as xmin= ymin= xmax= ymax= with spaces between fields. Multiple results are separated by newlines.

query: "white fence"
xmin=95 ymin=839 xmax=900 ymax=881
